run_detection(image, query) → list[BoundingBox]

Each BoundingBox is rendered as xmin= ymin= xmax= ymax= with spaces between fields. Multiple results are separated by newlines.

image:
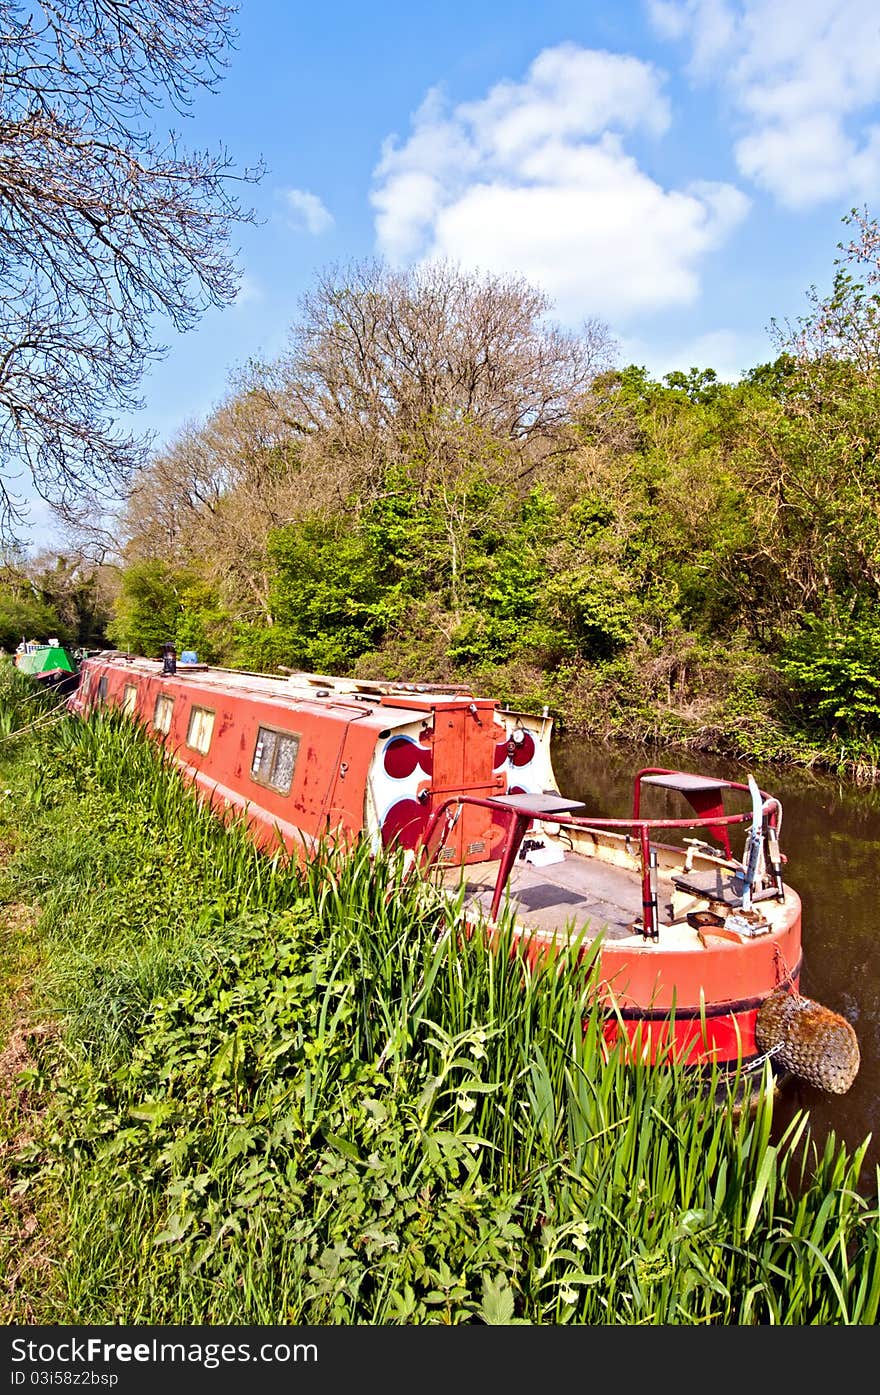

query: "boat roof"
xmin=87 ymin=652 xmax=498 ymax=734
xmin=16 ymin=644 xmax=74 ymax=674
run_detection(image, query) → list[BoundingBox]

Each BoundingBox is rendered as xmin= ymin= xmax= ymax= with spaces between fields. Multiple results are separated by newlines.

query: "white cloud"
xmin=371 ymin=43 xmax=748 ymax=326
xmin=647 ymin=0 xmax=880 ymax=207
xmin=458 ymin=42 xmax=672 ymax=158
xmin=620 ymin=325 xmax=772 ymax=381
xmin=285 ymin=188 xmax=335 ymax=235
xmin=647 ymin=0 xmax=736 ymax=67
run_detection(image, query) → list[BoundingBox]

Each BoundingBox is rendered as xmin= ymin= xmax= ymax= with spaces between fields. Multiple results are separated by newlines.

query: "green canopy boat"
xmin=14 ymin=642 xmax=79 ymax=692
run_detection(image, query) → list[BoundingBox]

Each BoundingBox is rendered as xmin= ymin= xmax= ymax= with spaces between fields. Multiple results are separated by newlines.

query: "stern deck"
xmin=442 ymin=851 xmax=650 ymax=943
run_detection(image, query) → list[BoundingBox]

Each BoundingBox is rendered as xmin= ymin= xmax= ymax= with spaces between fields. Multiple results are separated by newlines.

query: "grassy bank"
xmin=0 ymin=684 xmax=878 ymax=1323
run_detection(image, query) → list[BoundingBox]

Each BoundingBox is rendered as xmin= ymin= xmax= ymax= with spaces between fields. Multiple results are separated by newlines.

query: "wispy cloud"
xmin=371 ymin=42 xmax=748 ymax=326
xmin=285 ymin=188 xmax=335 ymax=235
xmin=233 ymin=273 xmax=263 ymax=308
xmin=620 ymin=325 xmax=772 ymax=381
xmin=647 ymin=0 xmax=880 ymax=207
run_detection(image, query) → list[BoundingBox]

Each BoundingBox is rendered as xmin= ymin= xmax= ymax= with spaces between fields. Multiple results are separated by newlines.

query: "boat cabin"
xmin=71 ymin=652 xmax=556 ymax=866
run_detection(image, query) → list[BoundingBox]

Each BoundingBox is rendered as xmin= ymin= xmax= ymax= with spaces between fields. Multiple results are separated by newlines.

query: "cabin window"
xmin=186 ymin=706 xmax=215 ymax=755
xmin=122 ymin=684 xmax=137 ymax=716
xmin=97 ymin=675 xmax=108 ymax=703
xmin=250 ymin=725 xmax=300 ymax=795
xmin=153 ymin=693 xmax=174 ymax=735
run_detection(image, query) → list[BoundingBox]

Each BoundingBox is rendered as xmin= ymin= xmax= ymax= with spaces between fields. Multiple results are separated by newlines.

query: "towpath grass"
xmin=0 ymin=684 xmax=877 ymax=1323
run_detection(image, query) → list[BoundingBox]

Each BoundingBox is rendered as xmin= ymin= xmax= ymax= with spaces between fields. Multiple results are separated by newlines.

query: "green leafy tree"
xmin=25 ymin=554 xmax=113 ymax=647
xmin=780 ymin=615 xmax=880 ymax=737
xmin=0 ymin=589 xmax=69 ymax=651
xmin=265 ymin=517 xmax=402 ymax=673
xmin=107 ymin=559 xmax=216 ymax=658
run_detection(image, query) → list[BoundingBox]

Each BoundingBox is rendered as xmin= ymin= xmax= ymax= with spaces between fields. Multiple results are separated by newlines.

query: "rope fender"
xmin=756 ymin=988 xmax=860 ymax=1094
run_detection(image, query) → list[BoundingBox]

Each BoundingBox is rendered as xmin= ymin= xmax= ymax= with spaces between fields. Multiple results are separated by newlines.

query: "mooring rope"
xmin=0 ymin=701 xmax=71 ymax=743
xmin=7 ymin=683 xmax=62 ymax=706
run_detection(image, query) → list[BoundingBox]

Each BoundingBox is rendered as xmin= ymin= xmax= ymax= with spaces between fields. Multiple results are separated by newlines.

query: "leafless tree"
xmin=251 ymin=259 xmax=617 ymax=498
xmin=121 ymin=388 xmax=308 ymax=621
xmin=0 ymin=1 xmax=260 ymax=541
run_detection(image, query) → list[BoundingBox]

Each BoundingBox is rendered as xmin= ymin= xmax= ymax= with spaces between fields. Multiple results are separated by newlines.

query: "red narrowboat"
xmin=69 ymin=649 xmax=860 ymax=1094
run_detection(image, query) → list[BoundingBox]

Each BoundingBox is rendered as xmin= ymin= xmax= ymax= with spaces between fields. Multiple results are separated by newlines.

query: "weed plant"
xmin=0 ymin=706 xmax=878 ymax=1324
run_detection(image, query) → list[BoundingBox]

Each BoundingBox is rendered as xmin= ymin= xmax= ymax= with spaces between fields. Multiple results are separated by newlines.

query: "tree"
xmin=0 ymin=547 xmax=114 ymax=647
xmin=0 ymin=588 xmax=68 ymax=651
xmin=107 ymin=557 xmax=202 ymax=657
xmin=0 ymin=1 xmax=259 ymax=541
xmin=250 ymin=258 xmax=616 ymax=497
xmin=119 ymin=387 xmax=310 ymax=625
xmin=744 ymin=208 xmax=880 ymax=624
xmin=266 ymin=516 xmax=397 ymax=673
xmin=779 ymin=614 xmax=880 ymax=739
xmin=20 ymin=550 xmax=114 ymax=646
xmin=771 ymin=207 xmax=880 ymax=372
xmin=112 ymin=260 xmax=617 ymax=660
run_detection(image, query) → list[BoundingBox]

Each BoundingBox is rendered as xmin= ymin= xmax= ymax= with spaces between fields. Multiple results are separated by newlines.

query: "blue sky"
xmin=23 ymin=0 xmax=880 ymax=548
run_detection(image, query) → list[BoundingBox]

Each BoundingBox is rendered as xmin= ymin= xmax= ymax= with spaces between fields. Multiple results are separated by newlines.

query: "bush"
xmin=780 ymin=615 xmax=880 ymax=737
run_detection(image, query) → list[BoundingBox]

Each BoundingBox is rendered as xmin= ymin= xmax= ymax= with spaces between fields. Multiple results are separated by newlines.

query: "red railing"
xmin=418 ymin=775 xmax=784 ymax=940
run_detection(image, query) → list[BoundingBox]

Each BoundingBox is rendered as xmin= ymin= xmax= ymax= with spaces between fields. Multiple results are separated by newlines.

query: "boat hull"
xmin=68 ymin=651 xmax=840 ymax=1082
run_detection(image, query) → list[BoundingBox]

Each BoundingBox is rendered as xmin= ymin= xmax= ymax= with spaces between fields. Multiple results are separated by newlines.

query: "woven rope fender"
xmin=756 ymin=989 xmax=860 ymax=1094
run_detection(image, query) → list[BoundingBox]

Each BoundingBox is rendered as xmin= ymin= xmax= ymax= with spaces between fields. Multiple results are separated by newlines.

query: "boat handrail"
xmin=421 ymin=789 xmax=780 ymax=843
xmin=419 ymin=785 xmax=784 ymax=938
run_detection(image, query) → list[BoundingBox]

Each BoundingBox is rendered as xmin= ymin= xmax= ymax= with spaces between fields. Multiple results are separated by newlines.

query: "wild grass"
xmin=0 ymin=704 xmax=878 ymax=1324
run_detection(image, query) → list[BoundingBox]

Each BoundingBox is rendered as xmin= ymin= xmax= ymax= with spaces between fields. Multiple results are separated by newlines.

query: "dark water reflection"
xmin=552 ymin=735 xmax=880 ymax=1184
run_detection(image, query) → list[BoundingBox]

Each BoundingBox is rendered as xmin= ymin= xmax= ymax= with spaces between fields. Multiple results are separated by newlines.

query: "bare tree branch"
xmin=0 ymin=0 xmax=261 ymax=542
xmin=261 ymin=259 xmax=617 ymax=494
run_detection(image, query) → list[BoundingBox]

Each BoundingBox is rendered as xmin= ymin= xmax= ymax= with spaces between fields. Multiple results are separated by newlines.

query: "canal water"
xmin=552 ymin=734 xmax=880 ymax=1184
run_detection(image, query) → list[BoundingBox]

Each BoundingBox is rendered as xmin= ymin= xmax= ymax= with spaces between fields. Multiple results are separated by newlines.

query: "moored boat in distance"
xmin=15 ymin=638 xmax=80 ymax=694
xmin=69 ymin=648 xmax=861 ymax=1095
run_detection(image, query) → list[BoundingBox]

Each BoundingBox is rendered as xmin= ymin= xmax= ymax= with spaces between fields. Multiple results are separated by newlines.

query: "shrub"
xmin=780 ymin=615 xmax=880 ymax=737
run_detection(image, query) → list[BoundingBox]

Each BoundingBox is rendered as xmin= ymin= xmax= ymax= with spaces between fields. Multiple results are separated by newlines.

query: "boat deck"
xmin=442 ymin=851 xmax=659 ymax=945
